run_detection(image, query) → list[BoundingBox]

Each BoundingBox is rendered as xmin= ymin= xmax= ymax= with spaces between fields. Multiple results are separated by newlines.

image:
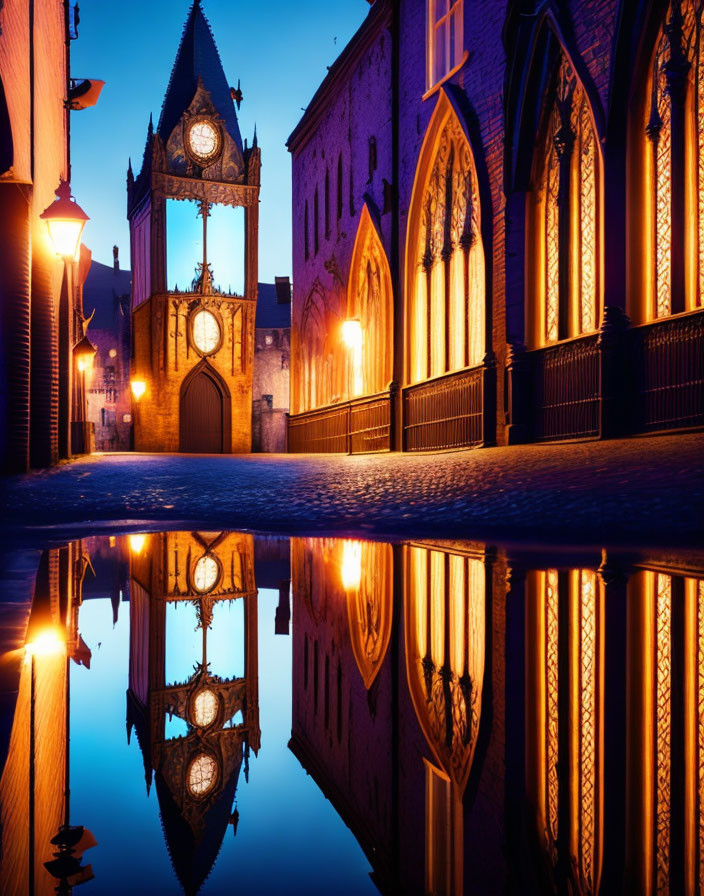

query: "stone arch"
xmin=179 ymin=359 xmax=232 ymax=453
xmin=299 ymin=278 xmax=334 ymax=411
xmin=347 ymin=203 xmax=393 ymax=396
xmin=404 ymin=88 xmax=488 ymax=384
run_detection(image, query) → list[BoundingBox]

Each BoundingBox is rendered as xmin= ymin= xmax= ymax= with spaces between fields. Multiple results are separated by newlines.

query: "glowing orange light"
xmin=341 ymin=540 xmax=362 ymax=590
xmin=130 ymin=379 xmax=146 ymax=401
xmin=40 ymin=180 xmax=89 ymax=260
xmin=341 ymin=319 xmax=363 ymax=350
xmin=25 ymin=627 xmax=65 ymax=660
xmin=128 ymin=533 xmax=147 ymax=555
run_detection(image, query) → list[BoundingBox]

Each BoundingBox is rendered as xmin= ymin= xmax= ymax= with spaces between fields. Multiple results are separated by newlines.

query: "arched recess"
xmin=347 ymin=203 xmax=393 ymax=396
xmin=179 ymin=359 xmax=232 ymax=454
xmin=525 ymin=49 xmax=604 ymax=347
xmin=627 ymin=0 xmax=704 ymax=323
xmin=405 ymin=88 xmax=487 ymax=384
xmin=299 ymin=279 xmax=334 ymax=412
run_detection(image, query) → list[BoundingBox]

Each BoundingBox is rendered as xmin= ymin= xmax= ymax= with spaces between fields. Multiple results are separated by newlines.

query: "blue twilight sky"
xmin=70 ymin=0 xmax=370 ymax=281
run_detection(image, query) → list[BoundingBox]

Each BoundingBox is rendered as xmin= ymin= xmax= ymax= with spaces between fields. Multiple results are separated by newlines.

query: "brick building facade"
xmin=288 ymin=0 xmax=704 ymax=453
xmin=0 ymin=0 xmax=96 ymax=472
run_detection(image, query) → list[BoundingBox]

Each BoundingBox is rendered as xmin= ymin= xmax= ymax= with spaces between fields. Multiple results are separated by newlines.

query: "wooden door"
xmin=180 ymin=369 xmax=224 ymax=453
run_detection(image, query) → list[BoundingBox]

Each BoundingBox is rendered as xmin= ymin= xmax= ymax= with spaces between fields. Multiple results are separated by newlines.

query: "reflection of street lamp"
xmin=40 ymin=180 xmax=89 ymax=261
xmin=129 ymin=533 xmax=147 ymax=555
xmin=73 ymin=334 xmax=97 ymax=374
xmin=341 ymin=540 xmax=362 ymax=591
xmin=341 ymin=319 xmax=363 ymax=399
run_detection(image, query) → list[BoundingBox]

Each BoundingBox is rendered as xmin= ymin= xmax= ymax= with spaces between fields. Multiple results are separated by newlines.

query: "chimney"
xmin=274 ymin=276 xmax=291 ymax=305
xmin=113 ymin=245 xmax=119 ymax=272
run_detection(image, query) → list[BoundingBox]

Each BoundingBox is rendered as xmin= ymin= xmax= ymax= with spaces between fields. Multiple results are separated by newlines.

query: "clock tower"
xmin=128 ymin=0 xmax=260 ymax=452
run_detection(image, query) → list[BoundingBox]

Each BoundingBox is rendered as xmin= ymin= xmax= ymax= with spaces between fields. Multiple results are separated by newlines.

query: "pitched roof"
xmin=83 ymin=260 xmax=132 ymax=330
xmin=158 ymin=0 xmax=243 ymax=153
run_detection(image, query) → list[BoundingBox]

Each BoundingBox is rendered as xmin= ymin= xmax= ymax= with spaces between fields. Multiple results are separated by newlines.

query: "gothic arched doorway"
xmin=179 ymin=363 xmax=232 ymax=453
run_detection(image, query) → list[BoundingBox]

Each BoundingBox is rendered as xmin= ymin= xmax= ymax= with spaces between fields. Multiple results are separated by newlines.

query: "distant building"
xmin=83 ymin=248 xmax=132 ymax=451
xmin=253 ymin=278 xmax=291 ymax=452
xmin=128 ymin=0 xmax=261 ymax=454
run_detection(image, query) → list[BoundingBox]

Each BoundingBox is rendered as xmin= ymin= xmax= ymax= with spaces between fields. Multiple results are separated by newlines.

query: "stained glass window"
xmin=534 ymin=59 xmax=600 ymax=346
xmin=192 ymin=688 xmax=218 ymax=727
xmin=409 ymin=103 xmax=484 ymax=383
xmin=191 ymin=309 xmax=220 ymax=355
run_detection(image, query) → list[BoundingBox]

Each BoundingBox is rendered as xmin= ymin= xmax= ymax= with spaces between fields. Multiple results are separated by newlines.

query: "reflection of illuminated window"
xmin=193 ymin=554 xmax=219 ymax=593
xmin=192 ymin=689 xmax=218 ymax=727
xmin=187 ymin=753 xmax=217 ymax=796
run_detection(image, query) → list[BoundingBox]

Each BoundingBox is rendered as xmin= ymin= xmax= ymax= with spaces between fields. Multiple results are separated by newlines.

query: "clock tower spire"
xmin=128 ymin=1 xmax=260 ymax=453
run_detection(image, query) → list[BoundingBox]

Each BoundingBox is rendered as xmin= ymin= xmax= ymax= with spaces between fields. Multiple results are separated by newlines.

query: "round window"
xmin=191 ymin=309 xmax=221 ymax=355
xmin=193 ymin=554 xmax=220 ymax=593
xmin=187 ymin=119 xmax=221 ymax=164
xmin=192 ymin=688 xmax=218 ymax=727
xmin=187 ymin=753 xmax=217 ymax=796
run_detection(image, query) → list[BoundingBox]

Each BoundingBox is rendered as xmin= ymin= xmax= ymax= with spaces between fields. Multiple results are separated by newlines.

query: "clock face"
xmin=191 ymin=309 xmax=221 ymax=355
xmin=193 ymin=553 xmax=220 ymax=592
xmin=188 ymin=119 xmax=220 ymax=162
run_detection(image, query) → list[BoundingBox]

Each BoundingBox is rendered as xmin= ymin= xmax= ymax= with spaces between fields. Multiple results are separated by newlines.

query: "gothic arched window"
xmin=529 ymin=58 xmax=601 ymax=347
xmin=299 ymin=281 xmax=331 ymax=411
xmin=407 ymin=97 xmax=485 ymax=384
xmin=347 ymin=205 xmax=393 ymax=396
xmin=645 ymin=0 xmax=704 ymax=319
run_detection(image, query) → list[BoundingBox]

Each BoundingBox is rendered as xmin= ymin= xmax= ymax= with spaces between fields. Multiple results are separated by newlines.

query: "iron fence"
xmin=530 ymin=335 xmax=600 ymax=441
xmin=402 ymin=367 xmax=484 ymax=451
xmin=629 ymin=308 xmax=704 ymax=432
xmin=287 ymin=391 xmax=391 ymax=454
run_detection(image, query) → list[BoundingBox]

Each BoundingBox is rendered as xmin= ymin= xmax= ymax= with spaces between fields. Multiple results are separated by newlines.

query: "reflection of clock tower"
xmin=128 ymin=0 xmax=260 ymax=452
xmin=127 ymin=531 xmax=260 ymax=893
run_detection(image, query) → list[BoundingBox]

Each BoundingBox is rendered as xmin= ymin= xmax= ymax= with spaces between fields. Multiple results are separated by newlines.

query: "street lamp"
xmin=73 ymin=334 xmax=97 ymax=373
xmin=40 ymin=180 xmax=89 ymax=261
xmin=130 ymin=379 xmax=146 ymax=401
xmin=341 ymin=318 xmax=363 ymax=399
xmin=341 ymin=540 xmax=362 ymax=591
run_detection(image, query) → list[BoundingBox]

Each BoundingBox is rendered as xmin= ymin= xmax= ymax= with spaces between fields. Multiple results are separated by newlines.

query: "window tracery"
xmin=299 ymin=281 xmax=333 ymax=412
xmin=532 ymin=58 xmax=600 ymax=346
xmin=409 ymin=106 xmax=484 ymax=383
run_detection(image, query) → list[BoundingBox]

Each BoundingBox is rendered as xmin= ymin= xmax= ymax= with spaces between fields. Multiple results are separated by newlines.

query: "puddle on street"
xmin=1 ymin=530 xmax=703 ymax=895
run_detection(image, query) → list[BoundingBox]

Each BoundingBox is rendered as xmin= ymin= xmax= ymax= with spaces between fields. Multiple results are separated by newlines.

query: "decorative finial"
xmin=230 ymin=79 xmax=243 ymax=109
xmin=252 ymin=123 xmax=258 ymax=148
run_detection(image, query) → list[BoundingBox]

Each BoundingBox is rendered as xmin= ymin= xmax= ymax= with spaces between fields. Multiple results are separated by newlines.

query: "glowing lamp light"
xmin=341 ymin=540 xmax=362 ymax=591
xmin=73 ymin=334 xmax=97 ymax=372
xmin=341 ymin=318 xmax=363 ymax=350
xmin=25 ymin=627 xmax=65 ymax=660
xmin=40 ymin=180 xmax=89 ymax=260
xmin=128 ymin=533 xmax=147 ymax=555
xmin=130 ymin=379 xmax=146 ymax=401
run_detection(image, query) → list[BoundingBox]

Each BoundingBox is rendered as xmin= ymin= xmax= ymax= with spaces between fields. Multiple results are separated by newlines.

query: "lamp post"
xmin=72 ymin=334 xmax=97 ymax=454
xmin=130 ymin=379 xmax=146 ymax=451
xmin=41 ymin=180 xmax=90 ymax=458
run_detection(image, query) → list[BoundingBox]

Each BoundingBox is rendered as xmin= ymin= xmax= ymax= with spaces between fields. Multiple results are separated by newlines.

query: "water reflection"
xmin=1 ymin=534 xmax=703 ymax=894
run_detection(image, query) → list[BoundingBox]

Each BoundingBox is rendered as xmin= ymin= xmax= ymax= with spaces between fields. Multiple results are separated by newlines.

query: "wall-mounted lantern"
xmin=40 ymin=180 xmax=89 ymax=261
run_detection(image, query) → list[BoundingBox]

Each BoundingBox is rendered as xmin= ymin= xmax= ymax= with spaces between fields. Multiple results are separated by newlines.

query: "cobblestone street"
xmin=2 ymin=433 xmax=702 ymax=546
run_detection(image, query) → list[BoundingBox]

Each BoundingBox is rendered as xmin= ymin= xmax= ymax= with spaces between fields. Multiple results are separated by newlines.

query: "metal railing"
xmin=287 ymin=391 xmax=392 ymax=454
xmin=629 ymin=308 xmax=704 ymax=432
xmin=402 ymin=367 xmax=484 ymax=451
xmin=530 ymin=335 xmax=600 ymax=441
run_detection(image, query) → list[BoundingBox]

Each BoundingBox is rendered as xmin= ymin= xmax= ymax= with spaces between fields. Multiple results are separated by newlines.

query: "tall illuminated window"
xmin=645 ymin=0 xmax=704 ymax=318
xmin=530 ymin=58 xmax=600 ymax=346
xmin=427 ymin=0 xmax=464 ymax=89
xmin=408 ymin=100 xmax=485 ymax=383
